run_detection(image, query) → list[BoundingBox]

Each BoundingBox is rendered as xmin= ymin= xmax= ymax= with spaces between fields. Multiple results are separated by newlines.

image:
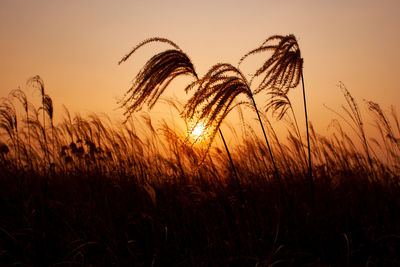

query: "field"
xmin=1 ymin=36 xmax=400 ymax=266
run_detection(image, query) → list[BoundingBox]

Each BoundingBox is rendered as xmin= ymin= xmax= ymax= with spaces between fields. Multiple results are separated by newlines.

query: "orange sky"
xmin=1 ymin=0 xmax=399 ymax=140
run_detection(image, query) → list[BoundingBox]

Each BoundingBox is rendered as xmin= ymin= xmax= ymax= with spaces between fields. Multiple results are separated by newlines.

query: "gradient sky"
xmin=1 ymin=0 xmax=399 ymax=138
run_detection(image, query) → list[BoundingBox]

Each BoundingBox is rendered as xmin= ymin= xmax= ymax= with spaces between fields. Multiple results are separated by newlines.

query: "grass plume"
xmin=240 ymin=34 xmax=312 ymax=201
xmin=118 ymin=38 xmax=197 ymax=120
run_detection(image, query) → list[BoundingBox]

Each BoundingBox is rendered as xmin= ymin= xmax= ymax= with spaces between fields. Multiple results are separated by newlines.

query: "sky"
xmin=1 ymin=0 xmax=399 ymax=139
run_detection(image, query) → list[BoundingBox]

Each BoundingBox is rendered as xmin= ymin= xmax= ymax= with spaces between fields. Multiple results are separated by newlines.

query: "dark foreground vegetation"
xmin=0 ymin=87 xmax=400 ymax=266
xmin=1 ymin=161 xmax=400 ymax=266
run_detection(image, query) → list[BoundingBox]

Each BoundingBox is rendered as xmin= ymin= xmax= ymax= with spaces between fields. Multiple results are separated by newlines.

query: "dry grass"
xmin=0 ymin=81 xmax=399 ymax=266
xmin=1 ymin=34 xmax=400 ymax=265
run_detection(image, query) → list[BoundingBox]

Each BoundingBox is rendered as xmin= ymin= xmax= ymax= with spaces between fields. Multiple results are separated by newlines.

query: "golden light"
xmin=191 ymin=123 xmax=205 ymax=139
xmin=186 ymin=116 xmax=214 ymax=145
xmin=187 ymin=119 xmax=210 ymax=144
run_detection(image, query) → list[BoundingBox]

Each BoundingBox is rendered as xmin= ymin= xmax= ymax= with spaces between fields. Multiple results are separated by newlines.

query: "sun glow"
xmin=191 ymin=123 xmax=205 ymax=139
xmin=187 ymin=118 xmax=213 ymax=145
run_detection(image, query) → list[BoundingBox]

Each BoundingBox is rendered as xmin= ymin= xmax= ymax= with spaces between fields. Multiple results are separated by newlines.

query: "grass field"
xmin=1 ymin=85 xmax=399 ymax=266
xmin=1 ymin=35 xmax=400 ymax=266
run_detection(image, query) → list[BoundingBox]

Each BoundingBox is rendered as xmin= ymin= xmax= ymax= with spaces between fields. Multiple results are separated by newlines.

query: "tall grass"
xmin=239 ymin=34 xmax=312 ymax=200
xmin=119 ymin=38 xmax=248 ymax=202
xmin=0 ymin=81 xmax=399 ymax=266
xmin=0 ymin=77 xmax=397 ymax=179
xmin=1 ymin=35 xmax=400 ymax=265
xmin=0 ymin=76 xmax=397 ymax=186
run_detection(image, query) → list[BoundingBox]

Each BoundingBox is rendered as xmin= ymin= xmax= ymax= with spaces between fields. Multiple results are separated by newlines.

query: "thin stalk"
xmin=26 ymin=109 xmax=32 ymax=169
xmin=301 ymin=72 xmax=314 ymax=203
xmin=289 ymin=104 xmax=308 ymax=170
xmin=42 ymin=95 xmax=49 ymax=169
xmin=360 ymin=120 xmax=373 ymax=173
xmin=219 ymin=128 xmax=257 ymax=247
xmin=12 ymin=130 xmax=17 ymax=168
xmin=51 ymin=122 xmax=55 ymax=166
xmin=219 ymin=129 xmax=244 ymax=204
xmin=15 ymin=127 xmax=21 ymax=169
xmin=249 ymin=93 xmax=281 ymax=184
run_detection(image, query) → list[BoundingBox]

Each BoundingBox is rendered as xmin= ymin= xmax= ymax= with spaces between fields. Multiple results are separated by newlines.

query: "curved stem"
xmin=26 ymin=111 xmax=32 ymax=170
xmin=219 ymin=129 xmax=256 ymax=240
xmin=42 ymin=96 xmax=49 ymax=170
xmin=289 ymin=104 xmax=307 ymax=169
xmin=52 ymin=122 xmax=55 ymax=167
xmin=301 ymin=72 xmax=314 ymax=204
xmin=249 ymin=93 xmax=281 ymax=184
xmin=219 ymin=129 xmax=244 ymax=204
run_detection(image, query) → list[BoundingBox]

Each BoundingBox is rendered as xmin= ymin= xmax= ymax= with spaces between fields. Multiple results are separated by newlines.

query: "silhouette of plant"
xmin=184 ymin=63 xmax=280 ymax=183
xmin=10 ymin=88 xmax=32 ymax=168
xmin=240 ymin=34 xmax=312 ymax=199
xmin=118 ymin=37 xmax=197 ymax=121
xmin=324 ymin=82 xmax=374 ymax=172
xmin=239 ymin=34 xmax=302 ymax=94
xmin=185 ymin=64 xmax=250 ymax=136
xmin=0 ymin=98 xmax=19 ymax=166
xmin=119 ymin=40 xmax=245 ymax=204
xmin=27 ymin=75 xmax=50 ymax=167
xmin=266 ymin=87 xmax=307 ymax=168
xmin=41 ymin=94 xmax=55 ymax=164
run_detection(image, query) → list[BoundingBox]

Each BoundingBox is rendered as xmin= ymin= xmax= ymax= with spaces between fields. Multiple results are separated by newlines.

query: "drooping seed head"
xmin=239 ymin=34 xmax=303 ymax=94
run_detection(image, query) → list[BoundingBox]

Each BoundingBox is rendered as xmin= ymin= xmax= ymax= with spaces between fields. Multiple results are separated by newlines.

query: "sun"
xmin=187 ymin=117 xmax=213 ymax=144
xmin=191 ymin=123 xmax=205 ymax=139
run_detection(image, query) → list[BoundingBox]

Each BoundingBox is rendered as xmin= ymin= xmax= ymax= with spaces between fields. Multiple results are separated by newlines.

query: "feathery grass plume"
xmin=0 ymin=98 xmax=17 ymax=142
xmin=184 ymin=63 xmax=254 ymax=206
xmin=27 ymin=75 xmax=46 ymax=125
xmin=239 ymin=34 xmax=302 ymax=94
xmin=185 ymin=63 xmax=251 ymax=130
xmin=185 ymin=63 xmax=280 ymax=182
xmin=391 ymin=106 xmax=400 ymax=139
xmin=266 ymin=87 xmax=307 ymax=169
xmin=324 ymin=83 xmax=374 ymax=172
xmin=184 ymin=64 xmax=249 ymax=154
xmin=119 ymin=38 xmax=238 ymax=183
xmin=118 ymin=37 xmax=197 ymax=121
xmin=10 ymin=89 xmax=30 ymax=147
xmin=0 ymin=98 xmax=19 ymax=166
xmin=41 ymin=94 xmax=56 ymax=164
xmin=240 ymin=34 xmax=311 ymax=199
xmin=10 ymin=88 xmax=28 ymax=114
xmin=27 ymin=75 xmax=50 ymax=168
xmin=339 ymin=83 xmax=373 ymax=170
xmin=184 ymin=63 xmax=276 ymax=222
xmin=10 ymin=88 xmax=34 ymax=168
xmin=366 ymin=100 xmax=400 ymax=169
xmin=41 ymin=94 xmax=54 ymax=122
xmin=265 ymin=87 xmax=291 ymax=120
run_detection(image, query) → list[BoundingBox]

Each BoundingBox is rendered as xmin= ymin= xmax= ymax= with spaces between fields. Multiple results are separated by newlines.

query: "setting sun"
xmin=191 ymin=123 xmax=205 ymax=139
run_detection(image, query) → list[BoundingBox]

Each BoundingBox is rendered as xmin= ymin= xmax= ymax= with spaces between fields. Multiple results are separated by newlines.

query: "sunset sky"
xmin=1 ymin=0 xmax=399 ymax=138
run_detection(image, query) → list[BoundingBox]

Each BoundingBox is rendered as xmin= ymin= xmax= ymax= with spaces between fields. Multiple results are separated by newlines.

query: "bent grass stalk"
xmin=249 ymin=93 xmax=280 ymax=183
xmin=239 ymin=34 xmax=312 ymax=198
xmin=28 ymin=75 xmax=50 ymax=169
xmin=184 ymin=63 xmax=281 ymax=183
